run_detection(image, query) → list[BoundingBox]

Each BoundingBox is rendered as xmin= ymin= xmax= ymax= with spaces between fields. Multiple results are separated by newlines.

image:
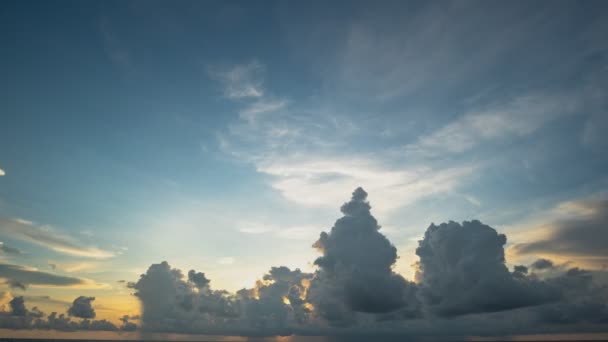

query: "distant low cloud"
xmin=0 ymin=218 xmax=114 ymax=259
xmin=0 ymin=296 xmax=120 ymax=331
xmin=67 ymin=296 xmax=96 ymax=319
xmin=513 ymin=199 xmax=608 ymax=265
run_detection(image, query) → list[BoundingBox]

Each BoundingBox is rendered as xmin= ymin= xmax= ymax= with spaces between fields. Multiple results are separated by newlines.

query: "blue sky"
xmin=1 ymin=0 xmax=608 ymax=337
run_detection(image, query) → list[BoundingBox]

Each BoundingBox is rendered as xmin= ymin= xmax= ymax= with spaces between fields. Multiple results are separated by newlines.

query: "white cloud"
xmin=240 ymin=99 xmax=288 ymax=124
xmin=0 ymin=168 xmax=5 ymax=176
xmin=257 ymin=156 xmax=475 ymax=214
xmin=237 ymin=221 xmax=322 ymax=241
xmin=210 ymin=61 xmax=265 ymax=99
xmin=406 ymin=94 xmax=581 ymax=156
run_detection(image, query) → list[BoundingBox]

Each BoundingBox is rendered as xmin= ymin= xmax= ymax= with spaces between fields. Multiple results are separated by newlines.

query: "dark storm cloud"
xmin=415 ymin=220 xmax=558 ymax=316
xmin=68 ymin=296 xmax=96 ymax=319
xmin=514 ymin=199 xmax=608 ymax=260
xmin=0 ymin=263 xmax=85 ymax=287
xmin=535 ymin=268 xmax=608 ymax=324
xmin=9 ymin=296 xmax=27 ymax=316
xmin=187 ymin=270 xmax=210 ymax=289
xmin=308 ymin=187 xmax=420 ymax=325
xmin=531 ymin=258 xmax=555 ymax=270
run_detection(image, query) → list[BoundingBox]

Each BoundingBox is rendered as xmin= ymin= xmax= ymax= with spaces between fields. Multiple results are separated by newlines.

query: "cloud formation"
xmin=513 ymin=199 xmax=608 ymax=264
xmin=308 ymin=187 xmax=420 ymax=325
xmin=0 ymin=295 xmax=126 ymax=331
xmin=0 ymin=218 xmax=114 ymax=259
xmin=67 ymin=296 xmax=96 ymax=319
xmin=415 ymin=220 xmax=558 ymax=316
xmin=210 ymin=61 xmax=265 ymax=99
xmin=3 ymin=188 xmax=608 ymax=336
xmin=0 ymin=242 xmax=22 ymax=255
xmin=0 ymin=263 xmax=85 ymax=287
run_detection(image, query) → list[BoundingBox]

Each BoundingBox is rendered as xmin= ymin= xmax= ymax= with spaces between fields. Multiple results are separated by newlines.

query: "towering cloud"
xmin=68 ymin=296 xmax=96 ymax=319
xmin=415 ymin=220 xmax=558 ymax=316
xmin=9 ymin=296 xmax=27 ymax=316
xmin=131 ymin=261 xmax=242 ymax=334
xmin=308 ymin=187 xmax=420 ymax=325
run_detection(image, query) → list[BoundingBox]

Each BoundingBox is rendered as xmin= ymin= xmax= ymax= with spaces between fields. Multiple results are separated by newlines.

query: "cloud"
xmin=240 ymin=99 xmax=288 ymax=124
xmin=67 ymin=296 xmax=96 ymax=319
xmin=0 ymin=218 xmax=115 ymax=259
xmin=0 ymin=295 xmax=123 ymax=331
xmin=258 ymin=157 xmax=475 ymax=213
xmin=210 ymin=61 xmax=265 ymax=99
xmin=308 ymin=188 xmax=420 ymax=325
xmin=406 ymin=94 xmax=580 ymax=157
xmin=131 ymin=261 xmax=243 ymax=334
xmin=512 ymin=199 xmax=608 ymax=264
xmin=0 ymin=168 xmax=4 ymax=176
xmin=6 ymin=280 xmax=27 ymax=291
xmin=531 ymin=258 xmax=555 ymax=270
xmin=10 ymin=296 xmax=27 ymax=316
xmin=0 ymin=263 xmax=85 ymax=287
xmin=0 ymin=242 xmax=22 ymax=255
xmin=115 ymin=188 xmax=608 ymax=336
xmin=415 ymin=220 xmax=558 ymax=316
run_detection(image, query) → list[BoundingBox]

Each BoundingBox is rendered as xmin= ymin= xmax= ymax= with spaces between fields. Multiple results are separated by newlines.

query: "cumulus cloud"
xmin=0 ymin=295 xmax=120 ymax=331
xmin=513 ymin=199 xmax=608 ymax=264
xmin=9 ymin=296 xmax=27 ymax=316
xmin=5 ymin=188 xmax=608 ymax=336
xmin=415 ymin=220 xmax=558 ymax=316
xmin=67 ymin=296 xmax=96 ymax=319
xmin=308 ymin=187 xmax=420 ymax=325
xmin=131 ymin=261 xmax=243 ymax=334
xmin=0 ymin=218 xmax=114 ymax=259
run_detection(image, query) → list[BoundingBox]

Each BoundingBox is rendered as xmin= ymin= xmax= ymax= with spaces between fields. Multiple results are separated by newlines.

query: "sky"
xmin=1 ymin=0 xmax=608 ymax=339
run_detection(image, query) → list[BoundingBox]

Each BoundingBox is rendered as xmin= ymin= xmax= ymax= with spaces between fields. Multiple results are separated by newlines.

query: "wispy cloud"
xmin=0 ymin=218 xmax=115 ymax=259
xmin=240 ymin=99 xmax=288 ymax=124
xmin=257 ymin=156 xmax=475 ymax=213
xmin=0 ymin=263 xmax=107 ymax=289
xmin=237 ymin=221 xmax=321 ymax=240
xmin=406 ymin=94 xmax=581 ymax=157
xmin=209 ymin=61 xmax=265 ymax=99
xmin=0 ymin=242 xmax=22 ymax=255
xmin=213 ymin=61 xmax=477 ymax=214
